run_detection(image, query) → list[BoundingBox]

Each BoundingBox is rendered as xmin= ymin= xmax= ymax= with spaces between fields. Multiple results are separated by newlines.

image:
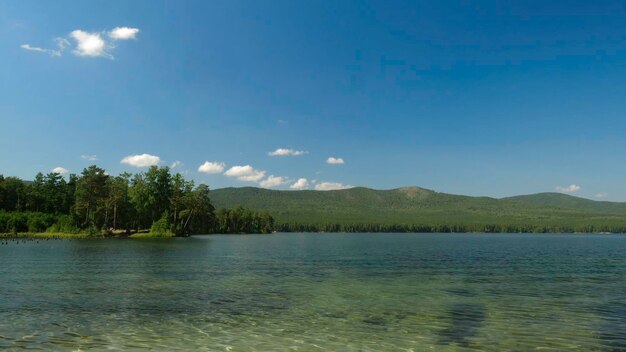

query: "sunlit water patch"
xmin=1 ymin=233 xmax=626 ymax=350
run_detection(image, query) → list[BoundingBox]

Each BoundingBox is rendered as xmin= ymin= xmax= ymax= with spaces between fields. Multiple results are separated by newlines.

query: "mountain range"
xmin=210 ymin=187 xmax=626 ymax=232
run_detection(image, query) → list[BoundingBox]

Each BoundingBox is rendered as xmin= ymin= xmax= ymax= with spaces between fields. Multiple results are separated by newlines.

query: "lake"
xmin=1 ymin=233 xmax=625 ymax=351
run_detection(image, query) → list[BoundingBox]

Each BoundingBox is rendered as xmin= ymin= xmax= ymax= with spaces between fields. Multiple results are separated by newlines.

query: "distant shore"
xmin=0 ymin=232 xmax=174 ymax=239
xmin=1 ymin=230 xmax=624 ymax=240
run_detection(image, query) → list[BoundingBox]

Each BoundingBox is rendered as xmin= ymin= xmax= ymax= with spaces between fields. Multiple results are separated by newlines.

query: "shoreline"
xmin=0 ymin=232 xmax=175 ymax=239
xmin=1 ymin=231 xmax=624 ymax=240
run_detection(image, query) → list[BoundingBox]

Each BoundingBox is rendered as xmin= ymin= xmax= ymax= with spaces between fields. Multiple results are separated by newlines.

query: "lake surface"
xmin=1 ymin=233 xmax=626 ymax=351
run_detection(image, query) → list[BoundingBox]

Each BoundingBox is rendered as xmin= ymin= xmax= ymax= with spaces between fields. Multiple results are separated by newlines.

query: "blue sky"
xmin=2 ymin=1 xmax=626 ymax=199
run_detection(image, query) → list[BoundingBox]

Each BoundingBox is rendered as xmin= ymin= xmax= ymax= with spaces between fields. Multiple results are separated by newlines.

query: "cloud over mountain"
xmin=198 ymin=161 xmax=225 ymax=174
xmin=314 ymin=182 xmax=352 ymax=191
xmin=556 ymin=184 xmax=581 ymax=193
xmin=290 ymin=178 xmax=309 ymax=190
xmin=224 ymin=165 xmax=266 ymax=182
xmin=260 ymin=175 xmax=289 ymax=188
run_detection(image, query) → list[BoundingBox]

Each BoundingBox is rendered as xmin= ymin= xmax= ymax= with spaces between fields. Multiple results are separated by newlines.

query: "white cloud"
xmin=268 ymin=148 xmax=307 ymax=156
xmin=70 ymin=30 xmax=111 ymax=58
xmin=314 ymin=182 xmax=353 ymax=191
xmin=21 ymin=44 xmax=48 ymax=53
xmin=51 ymin=166 xmax=69 ymax=174
xmin=81 ymin=154 xmax=98 ymax=161
xmin=556 ymin=184 xmax=581 ymax=193
xmin=260 ymin=175 xmax=289 ymax=188
xmin=290 ymin=178 xmax=309 ymax=190
xmin=326 ymin=157 xmax=345 ymax=165
xmin=224 ymin=165 xmax=266 ymax=182
xmin=109 ymin=27 xmax=139 ymax=40
xmin=198 ymin=161 xmax=225 ymax=174
xmin=171 ymin=161 xmax=182 ymax=168
xmin=20 ymin=37 xmax=69 ymax=57
xmin=595 ymin=192 xmax=608 ymax=198
xmin=120 ymin=153 xmax=161 ymax=167
xmin=22 ymin=27 xmax=138 ymax=60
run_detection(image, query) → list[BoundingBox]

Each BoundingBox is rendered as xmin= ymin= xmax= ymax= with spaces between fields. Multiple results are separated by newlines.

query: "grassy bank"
xmin=1 ymin=232 xmax=98 ymax=239
xmin=129 ymin=232 xmax=175 ymax=238
xmin=1 ymin=232 xmax=175 ymax=239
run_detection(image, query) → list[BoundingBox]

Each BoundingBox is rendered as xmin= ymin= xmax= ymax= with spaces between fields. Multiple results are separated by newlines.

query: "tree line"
xmin=275 ymin=222 xmax=626 ymax=233
xmin=0 ymin=166 xmax=274 ymax=236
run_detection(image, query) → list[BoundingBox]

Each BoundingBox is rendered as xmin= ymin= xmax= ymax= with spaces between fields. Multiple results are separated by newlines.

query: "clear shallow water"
xmin=1 ymin=233 xmax=626 ymax=351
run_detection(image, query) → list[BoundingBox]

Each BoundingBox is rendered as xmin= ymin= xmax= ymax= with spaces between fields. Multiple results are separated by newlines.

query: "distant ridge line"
xmin=209 ymin=186 xmax=626 ymax=232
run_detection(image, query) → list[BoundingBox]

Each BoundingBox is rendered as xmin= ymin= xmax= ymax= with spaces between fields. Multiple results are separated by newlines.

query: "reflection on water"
xmin=1 ymin=233 xmax=626 ymax=350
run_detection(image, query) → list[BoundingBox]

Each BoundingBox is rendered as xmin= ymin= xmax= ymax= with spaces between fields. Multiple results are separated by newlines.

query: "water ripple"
xmin=1 ymin=233 xmax=626 ymax=350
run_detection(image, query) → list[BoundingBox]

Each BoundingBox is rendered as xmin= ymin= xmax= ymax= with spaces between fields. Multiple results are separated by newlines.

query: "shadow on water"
xmin=438 ymin=303 xmax=485 ymax=347
xmin=444 ymin=287 xmax=476 ymax=297
xmin=596 ymin=301 xmax=626 ymax=351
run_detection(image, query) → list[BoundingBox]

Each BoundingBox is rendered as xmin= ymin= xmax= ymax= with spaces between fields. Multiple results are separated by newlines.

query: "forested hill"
xmin=210 ymin=187 xmax=626 ymax=232
xmin=502 ymin=193 xmax=626 ymax=214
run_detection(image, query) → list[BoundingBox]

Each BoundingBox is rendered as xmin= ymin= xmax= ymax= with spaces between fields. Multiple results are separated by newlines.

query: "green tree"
xmin=129 ymin=173 xmax=150 ymax=229
xmin=62 ymin=174 xmax=78 ymax=214
xmin=170 ymin=173 xmax=194 ymax=232
xmin=43 ymin=172 xmax=65 ymax=213
xmin=129 ymin=166 xmax=174 ymax=229
xmin=149 ymin=211 xmax=174 ymax=237
xmin=144 ymin=166 xmax=173 ymax=222
xmin=179 ymin=184 xmax=215 ymax=235
xmin=29 ymin=172 xmax=46 ymax=212
xmin=2 ymin=177 xmax=26 ymax=211
xmin=75 ymin=165 xmax=109 ymax=228
xmin=213 ymin=206 xmax=273 ymax=234
xmin=107 ymin=173 xmax=131 ymax=230
xmin=0 ymin=175 xmax=5 ymax=210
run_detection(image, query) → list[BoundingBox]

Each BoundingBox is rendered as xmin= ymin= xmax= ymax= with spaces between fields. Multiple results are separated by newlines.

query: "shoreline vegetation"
xmin=0 ymin=229 xmax=622 ymax=240
xmin=0 ymin=165 xmax=273 ymax=237
xmin=0 ymin=232 xmax=172 ymax=239
xmin=3 ymin=166 xmax=626 ymax=237
xmin=1 ymin=225 xmax=623 ymax=240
